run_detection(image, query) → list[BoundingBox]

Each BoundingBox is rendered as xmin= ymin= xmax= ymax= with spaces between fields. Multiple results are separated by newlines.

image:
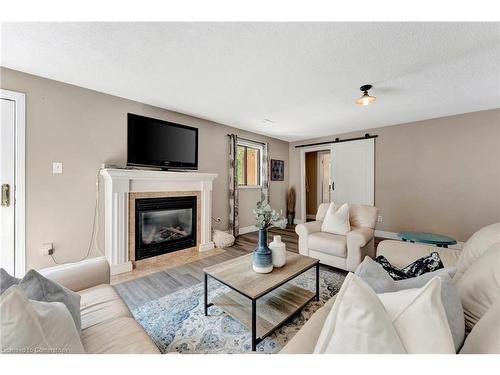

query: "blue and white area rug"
xmin=117 ymin=267 xmax=345 ymax=354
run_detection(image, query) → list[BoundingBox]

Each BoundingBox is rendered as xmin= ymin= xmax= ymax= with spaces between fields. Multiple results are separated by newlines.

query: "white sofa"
xmin=295 ymin=203 xmax=378 ymax=272
xmin=40 ymin=257 xmax=160 ymax=354
xmin=282 ymin=222 xmax=500 ymax=354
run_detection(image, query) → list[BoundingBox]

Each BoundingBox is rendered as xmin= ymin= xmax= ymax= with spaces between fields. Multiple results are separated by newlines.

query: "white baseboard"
xmin=375 ymin=230 xmax=464 ymax=250
xmin=306 ymin=214 xmax=316 ymax=220
xmin=110 ymin=261 xmax=133 ymax=275
xmin=199 ymin=242 xmax=215 ymax=252
xmin=239 ymin=225 xmax=258 ymax=235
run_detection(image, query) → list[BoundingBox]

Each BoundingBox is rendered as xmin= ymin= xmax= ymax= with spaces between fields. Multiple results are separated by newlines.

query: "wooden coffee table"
xmin=203 ymin=251 xmax=320 ymax=351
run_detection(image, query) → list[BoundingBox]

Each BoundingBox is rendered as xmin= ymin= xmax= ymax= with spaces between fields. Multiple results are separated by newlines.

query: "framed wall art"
xmin=270 ymin=159 xmax=284 ymax=181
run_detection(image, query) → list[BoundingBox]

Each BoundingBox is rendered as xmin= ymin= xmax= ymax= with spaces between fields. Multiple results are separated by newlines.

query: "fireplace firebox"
xmin=134 ymin=196 xmax=197 ymax=261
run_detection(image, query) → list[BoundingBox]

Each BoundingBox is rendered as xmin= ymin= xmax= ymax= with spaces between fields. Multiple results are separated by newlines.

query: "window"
xmin=236 ymin=141 xmax=262 ymax=187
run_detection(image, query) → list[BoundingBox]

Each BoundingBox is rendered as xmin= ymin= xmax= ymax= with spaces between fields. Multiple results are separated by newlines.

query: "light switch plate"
xmin=52 ymin=162 xmax=63 ymax=174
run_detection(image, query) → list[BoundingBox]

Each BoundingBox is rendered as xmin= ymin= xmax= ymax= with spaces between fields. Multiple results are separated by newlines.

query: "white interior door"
xmin=330 ymin=138 xmax=374 ymax=206
xmin=1 ymin=98 xmax=16 ymax=274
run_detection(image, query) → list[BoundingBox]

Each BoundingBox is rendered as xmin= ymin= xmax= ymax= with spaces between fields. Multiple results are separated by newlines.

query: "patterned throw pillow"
xmin=375 ymin=252 xmax=444 ymax=280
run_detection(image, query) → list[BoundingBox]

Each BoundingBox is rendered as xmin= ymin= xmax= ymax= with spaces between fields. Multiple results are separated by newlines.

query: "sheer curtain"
xmin=261 ymin=142 xmax=270 ymax=203
xmin=228 ymin=134 xmax=239 ymax=236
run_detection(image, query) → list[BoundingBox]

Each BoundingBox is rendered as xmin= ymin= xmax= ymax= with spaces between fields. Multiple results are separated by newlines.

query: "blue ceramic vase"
xmin=253 ymin=229 xmax=273 ymax=273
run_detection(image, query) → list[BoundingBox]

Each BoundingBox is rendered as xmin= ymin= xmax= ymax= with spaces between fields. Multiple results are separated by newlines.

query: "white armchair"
xmin=295 ymin=203 xmax=378 ymax=272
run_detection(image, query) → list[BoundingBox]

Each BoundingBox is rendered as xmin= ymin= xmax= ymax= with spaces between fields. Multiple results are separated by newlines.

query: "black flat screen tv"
xmin=127 ymin=113 xmax=198 ymax=170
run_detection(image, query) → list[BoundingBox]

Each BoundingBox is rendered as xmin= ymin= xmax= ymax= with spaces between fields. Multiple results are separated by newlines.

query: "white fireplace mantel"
xmin=100 ymin=168 xmax=218 ymax=275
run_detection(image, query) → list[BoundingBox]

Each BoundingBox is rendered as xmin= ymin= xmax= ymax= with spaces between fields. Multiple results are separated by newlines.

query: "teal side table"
xmin=398 ymin=231 xmax=457 ymax=248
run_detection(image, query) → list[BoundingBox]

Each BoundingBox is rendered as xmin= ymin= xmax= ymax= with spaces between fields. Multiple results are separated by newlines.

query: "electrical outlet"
xmin=42 ymin=243 xmax=54 ymax=256
xmin=377 ymin=215 xmax=383 ymax=223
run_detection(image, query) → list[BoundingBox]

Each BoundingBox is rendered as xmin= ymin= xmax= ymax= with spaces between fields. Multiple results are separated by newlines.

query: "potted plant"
xmin=286 ymin=187 xmax=296 ymax=226
xmin=252 ymin=200 xmax=286 ymax=273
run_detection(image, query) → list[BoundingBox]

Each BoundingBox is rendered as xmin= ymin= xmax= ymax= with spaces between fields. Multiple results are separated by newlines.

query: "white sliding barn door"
xmin=330 ymin=138 xmax=374 ymax=206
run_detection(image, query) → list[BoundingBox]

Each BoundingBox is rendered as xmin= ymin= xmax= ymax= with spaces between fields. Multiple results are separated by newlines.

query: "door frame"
xmin=299 ymin=145 xmax=330 ymax=224
xmin=316 ymin=150 xmax=331 ymax=207
xmin=1 ymin=89 xmax=26 ymax=276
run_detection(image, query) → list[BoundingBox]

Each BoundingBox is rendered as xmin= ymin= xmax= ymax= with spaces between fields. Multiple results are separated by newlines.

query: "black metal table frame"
xmin=204 ymin=261 xmax=320 ymax=351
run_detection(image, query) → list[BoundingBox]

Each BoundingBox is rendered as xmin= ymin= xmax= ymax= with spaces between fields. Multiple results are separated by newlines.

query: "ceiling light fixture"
xmin=355 ymin=84 xmax=376 ymax=106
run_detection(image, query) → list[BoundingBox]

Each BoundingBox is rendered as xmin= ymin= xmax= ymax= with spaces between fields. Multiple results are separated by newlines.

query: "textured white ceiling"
xmin=1 ymin=22 xmax=500 ymax=141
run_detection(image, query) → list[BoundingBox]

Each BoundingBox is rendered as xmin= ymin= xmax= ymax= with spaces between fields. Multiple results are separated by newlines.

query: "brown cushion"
xmin=81 ymin=316 xmax=160 ymax=354
xmin=79 ymin=285 xmax=132 ymax=330
xmin=308 ymin=232 xmax=347 ymax=257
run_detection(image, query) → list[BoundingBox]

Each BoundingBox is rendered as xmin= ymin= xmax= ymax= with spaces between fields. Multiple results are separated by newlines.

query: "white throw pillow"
xmin=321 ymin=203 xmax=350 ymax=235
xmin=0 ymin=285 xmax=85 ymax=354
xmin=314 ymin=272 xmax=405 ymax=353
xmin=315 ymin=203 xmax=330 ymax=221
xmin=314 ymin=273 xmax=455 ymax=354
xmin=378 ymin=281 xmax=456 ymax=353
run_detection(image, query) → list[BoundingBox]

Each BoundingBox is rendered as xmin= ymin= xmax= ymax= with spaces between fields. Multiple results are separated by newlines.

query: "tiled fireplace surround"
xmin=100 ymin=169 xmax=218 ymax=275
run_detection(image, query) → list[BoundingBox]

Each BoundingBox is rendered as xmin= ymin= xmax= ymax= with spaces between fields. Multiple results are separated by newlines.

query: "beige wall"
xmin=2 ymin=66 xmax=498 ymax=270
xmin=1 ymin=68 xmax=289 ymax=270
xmin=289 ymin=109 xmax=500 ymax=242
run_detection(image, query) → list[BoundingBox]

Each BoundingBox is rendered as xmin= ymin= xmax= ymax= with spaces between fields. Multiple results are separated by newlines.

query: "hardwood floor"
xmin=112 ymin=225 xmax=384 ymax=310
xmin=112 ymin=226 xmax=297 ymax=285
xmin=112 ymin=226 xmax=300 ymax=310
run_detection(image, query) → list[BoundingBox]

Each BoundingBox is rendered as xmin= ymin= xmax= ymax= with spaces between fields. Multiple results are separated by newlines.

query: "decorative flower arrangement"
xmin=252 ymin=200 xmax=286 ymax=274
xmin=253 ymin=200 xmax=287 ymax=230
